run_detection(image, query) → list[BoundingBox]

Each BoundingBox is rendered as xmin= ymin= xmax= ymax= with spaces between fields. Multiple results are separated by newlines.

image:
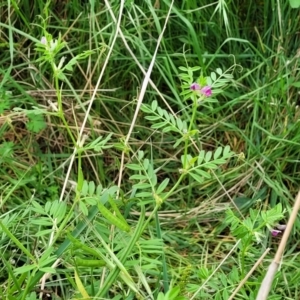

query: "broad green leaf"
xmin=143 ymin=158 xmax=149 ymax=170
xmin=145 ymin=115 xmax=161 ymax=121
xmin=81 ymin=180 xmax=89 ymax=196
xmin=133 ymin=183 xmax=152 ymax=189
xmin=162 ymin=126 xmax=176 ymax=133
xmin=203 ymin=162 xmax=218 ymax=169
xmin=45 ymin=201 xmax=52 ymax=214
xmin=223 ymin=145 xmax=232 ymax=156
xmin=216 ymin=68 xmax=223 ymax=75
xmin=89 ymin=181 xmax=95 ymax=196
xmin=14 ymin=264 xmax=36 ymax=275
xmin=189 ymin=172 xmax=204 ymax=183
xmin=194 ymin=168 xmax=211 ymax=179
xmin=289 ymin=0 xmax=300 ymax=8
xmin=204 ymin=151 xmax=212 ymax=162
xmin=135 ymin=191 xmax=153 ymax=197
xmin=140 ymin=104 xmax=152 ymax=113
xmin=30 ymin=218 xmax=53 ymax=226
xmin=151 ymin=100 xmax=158 ymax=111
xmin=210 ymin=72 xmax=217 ymax=82
xmin=178 ymin=66 xmax=188 ymax=71
xmin=39 ymin=267 xmax=56 ymax=273
xmin=156 ymin=178 xmax=169 ymax=194
xmin=157 ymin=107 xmax=164 ymax=117
xmin=35 ymin=229 xmax=54 ymax=237
xmin=126 ymin=163 xmax=142 ymax=171
xmin=129 ymin=174 xmax=148 ymax=181
xmin=79 ymin=201 xmax=88 ymax=216
xmin=214 ymin=147 xmax=223 ymax=160
xmin=163 ymin=110 xmax=170 ymax=121
xmin=151 ymin=121 xmax=168 ymax=129
xmin=176 ymin=118 xmax=183 ymax=130
xmin=197 ymin=150 xmax=205 ymax=165
xmin=169 ymin=114 xmax=176 ymax=126
xmin=31 ymin=201 xmax=45 ymax=214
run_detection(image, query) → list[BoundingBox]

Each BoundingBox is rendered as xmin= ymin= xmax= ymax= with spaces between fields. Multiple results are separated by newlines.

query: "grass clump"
xmin=0 ymin=0 xmax=300 ymax=299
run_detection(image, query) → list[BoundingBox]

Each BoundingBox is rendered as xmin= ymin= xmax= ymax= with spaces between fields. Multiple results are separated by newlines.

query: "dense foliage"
xmin=0 ymin=1 xmax=300 ymax=299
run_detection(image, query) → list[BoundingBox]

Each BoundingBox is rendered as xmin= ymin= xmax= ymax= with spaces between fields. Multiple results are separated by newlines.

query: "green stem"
xmin=53 ymin=65 xmax=76 ymax=146
xmin=183 ymin=93 xmax=199 ymax=169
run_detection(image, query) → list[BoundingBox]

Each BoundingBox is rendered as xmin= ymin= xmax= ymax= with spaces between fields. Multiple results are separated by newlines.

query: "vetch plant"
xmin=34 ymin=31 xmax=94 ymax=143
xmin=225 ymin=203 xmax=285 ymax=275
xmin=128 ymin=66 xmax=235 ymax=297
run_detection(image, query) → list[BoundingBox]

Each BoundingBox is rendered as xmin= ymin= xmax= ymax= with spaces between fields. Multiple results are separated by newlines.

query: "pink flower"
xmin=200 ymin=86 xmax=212 ymax=97
xmin=190 ymin=83 xmax=212 ymax=97
xmin=190 ymin=83 xmax=201 ymax=91
xmin=271 ymin=230 xmax=281 ymax=237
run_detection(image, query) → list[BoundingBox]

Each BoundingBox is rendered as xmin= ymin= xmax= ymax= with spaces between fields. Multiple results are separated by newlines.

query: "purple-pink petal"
xmin=271 ymin=230 xmax=281 ymax=237
xmin=190 ymin=83 xmax=201 ymax=91
xmin=200 ymin=86 xmax=212 ymax=97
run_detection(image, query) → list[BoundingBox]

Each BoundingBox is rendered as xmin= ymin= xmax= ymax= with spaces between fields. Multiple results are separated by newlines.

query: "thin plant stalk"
xmin=256 ymin=191 xmax=300 ymax=300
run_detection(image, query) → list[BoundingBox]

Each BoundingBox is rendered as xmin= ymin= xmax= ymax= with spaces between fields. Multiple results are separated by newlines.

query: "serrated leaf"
xmin=26 ymin=113 xmax=46 ymax=133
